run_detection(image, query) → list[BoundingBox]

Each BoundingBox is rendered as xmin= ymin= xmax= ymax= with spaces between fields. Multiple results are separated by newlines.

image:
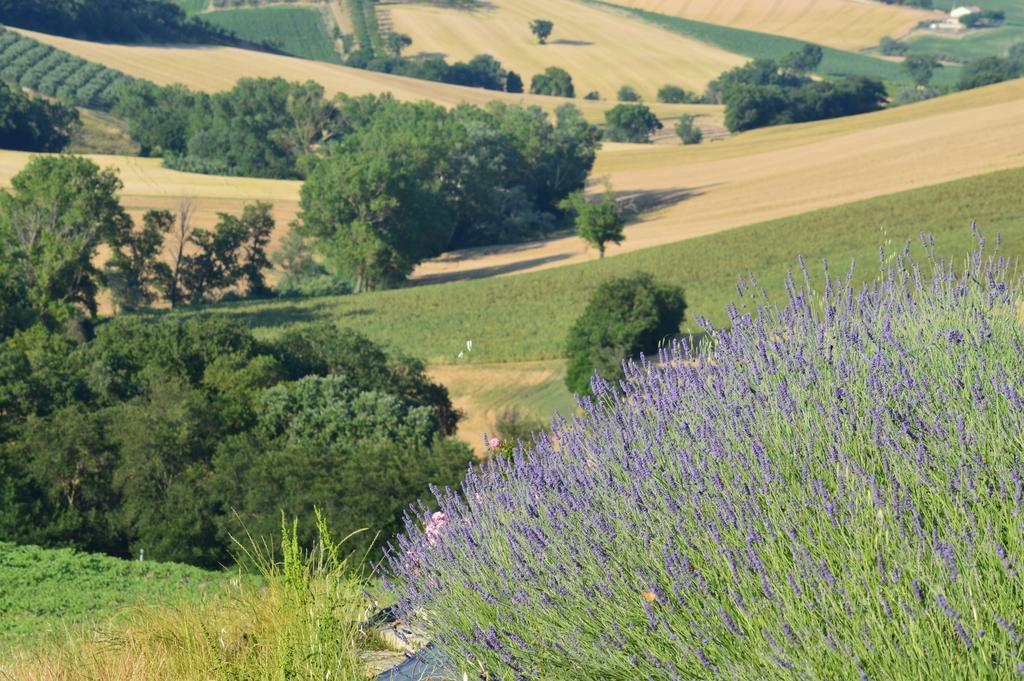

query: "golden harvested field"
xmin=386 ymin=0 xmax=745 ymax=100
xmin=0 ymin=151 xmax=301 ymax=242
xmin=614 ymin=0 xmax=943 ymax=50
xmin=12 ymin=28 xmax=715 ymax=123
xmin=414 ymin=79 xmax=1024 ymax=282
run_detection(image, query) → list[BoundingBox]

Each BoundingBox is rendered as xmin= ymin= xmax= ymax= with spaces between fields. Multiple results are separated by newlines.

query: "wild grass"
xmin=0 ymin=543 xmax=230 ymax=652
xmin=202 ymin=6 xmax=342 ymax=64
xmin=584 ymin=0 xmax=961 ymax=87
xmin=2 ymin=514 xmax=374 ymax=681
xmin=177 ymin=166 xmax=1024 ymax=364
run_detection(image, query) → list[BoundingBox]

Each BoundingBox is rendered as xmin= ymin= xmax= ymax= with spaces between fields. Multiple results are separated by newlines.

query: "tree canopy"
xmin=530 ymin=67 xmax=575 ymax=98
xmin=604 ymin=103 xmax=663 ymax=143
xmin=530 ymin=19 xmax=554 ymax=44
xmin=0 ymin=82 xmax=79 ymax=152
xmin=560 ymin=189 xmax=625 ymax=258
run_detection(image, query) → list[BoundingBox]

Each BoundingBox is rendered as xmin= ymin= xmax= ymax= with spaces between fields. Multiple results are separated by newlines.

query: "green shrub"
xmin=616 ymin=84 xmax=641 ymax=102
xmin=674 ymin=113 xmax=702 ymax=144
xmin=564 ymin=273 xmax=685 ymax=396
xmin=604 ymin=103 xmax=662 ymax=143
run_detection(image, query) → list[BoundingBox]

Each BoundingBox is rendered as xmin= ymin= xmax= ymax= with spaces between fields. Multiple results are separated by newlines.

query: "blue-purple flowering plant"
xmin=387 ymin=231 xmax=1024 ymax=679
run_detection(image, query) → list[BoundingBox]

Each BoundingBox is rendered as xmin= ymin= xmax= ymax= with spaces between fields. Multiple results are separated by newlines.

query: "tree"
xmin=530 ymin=66 xmax=575 ymax=98
xmin=617 ymin=85 xmax=641 ymax=102
xmin=386 ymin=32 xmax=412 ymax=55
xmin=559 ymin=189 xmax=625 ymax=258
xmin=104 ymin=209 xmax=173 ymax=312
xmin=505 ymin=70 xmax=524 ymax=93
xmin=298 ymin=100 xmax=455 ymax=292
xmin=657 ymin=85 xmax=695 ymax=104
xmin=530 ymin=19 xmax=553 ymax=44
xmin=0 ymin=82 xmax=79 ymax=152
xmin=904 ymin=54 xmax=940 ymax=86
xmin=226 ymin=201 xmax=274 ymax=298
xmin=0 ymin=156 xmax=130 ymax=323
xmin=780 ymin=44 xmax=823 ymax=74
xmin=675 ymin=114 xmax=703 ymax=144
xmin=565 ymin=273 xmax=686 ymax=396
xmin=604 ymin=103 xmax=663 ymax=143
xmin=879 ymin=36 xmax=908 ymax=56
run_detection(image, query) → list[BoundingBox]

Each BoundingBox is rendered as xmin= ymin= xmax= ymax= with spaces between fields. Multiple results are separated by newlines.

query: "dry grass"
xmin=11 ymin=28 xmax=716 ymax=123
xmin=614 ymin=0 xmax=944 ymax=50
xmin=427 ymin=360 xmax=574 ymax=456
xmin=413 ymin=78 xmax=1024 ymax=282
xmin=386 ymin=0 xmax=745 ymax=100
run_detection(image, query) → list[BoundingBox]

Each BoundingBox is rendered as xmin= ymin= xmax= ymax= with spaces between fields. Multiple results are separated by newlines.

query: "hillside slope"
xmin=387 ymin=0 xmax=745 ymax=99
xmin=613 ymin=0 xmax=942 ymax=50
xmin=415 ymin=78 xmax=1024 ymax=282
xmin=11 ymin=28 xmax=715 ymax=123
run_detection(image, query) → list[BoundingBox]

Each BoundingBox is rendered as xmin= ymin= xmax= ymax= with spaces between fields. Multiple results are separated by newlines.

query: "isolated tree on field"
xmin=604 ymin=103 xmax=663 ymax=143
xmin=675 ymin=114 xmax=702 ymax=144
xmin=105 ymin=209 xmax=174 ymax=312
xmin=0 ymin=155 xmax=130 ymax=322
xmin=387 ymin=32 xmax=413 ymax=55
xmin=559 ymin=189 xmax=625 ymax=258
xmin=505 ymin=70 xmax=524 ymax=93
xmin=780 ymin=43 xmax=823 ymax=74
xmin=530 ymin=19 xmax=554 ymax=44
xmin=564 ymin=273 xmax=686 ymax=396
xmin=617 ymin=85 xmax=641 ymax=102
xmin=530 ymin=66 xmax=575 ymax=98
xmin=904 ymin=54 xmax=941 ymax=86
xmin=657 ymin=85 xmax=693 ymax=104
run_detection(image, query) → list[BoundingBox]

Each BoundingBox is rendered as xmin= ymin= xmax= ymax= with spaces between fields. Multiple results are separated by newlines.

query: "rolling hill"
xmin=610 ymin=0 xmax=942 ymax=51
xmin=386 ymin=0 xmax=745 ymax=100
xmin=10 ymin=27 xmax=715 ymax=123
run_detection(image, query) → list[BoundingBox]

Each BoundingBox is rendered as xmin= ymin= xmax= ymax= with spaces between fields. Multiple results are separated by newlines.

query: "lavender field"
xmin=390 ymin=232 xmax=1024 ymax=679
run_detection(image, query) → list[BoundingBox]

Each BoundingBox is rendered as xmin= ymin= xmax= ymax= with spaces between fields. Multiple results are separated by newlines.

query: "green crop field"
xmin=0 ymin=543 xmax=232 ymax=651
xmin=167 ymin=166 xmax=1024 ymax=365
xmin=899 ymin=0 xmax=1024 ymax=63
xmin=586 ymin=0 xmax=961 ymax=88
xmin=203 ymin=6 xmax=341 ymax=64
xmin=176 ymin=0 xmax=209 ymax=15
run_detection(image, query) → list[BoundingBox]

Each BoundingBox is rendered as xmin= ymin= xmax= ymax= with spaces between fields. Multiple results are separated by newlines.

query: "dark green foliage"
xmin=0 ymin=27 xmax=136 ymax=111
xmin=565 ymin=273 xmax=686 ymax=396
xmin=530 ymin=66 xmax=575 ymax=98
xmin=505 ymin=70 xmax=524 ymax=93
xmin=656 ymin=84 xmax=698 ymax=103
xmin=957 ymin=51 xmax=1024 ymax=90
xmin=617 ymin=85 xmax=641 ymax=102
xmin=560 ymin=189 xmax=625 ymax=258
xmin=0 ymin=156 xmax=130 ymax=325
xmin=105 ymin=210 xmax=175 ymax=312
xmin=779 ymin=43 xmax=823 ymax=74
xmin=0 ymin=316 xmax=467 ymax=567
xmin=0 ymin=0 xmax=225 ymax=43
xmin=530 ymin=19 xmax=554 ymax=44
xmin=904 ymin=54 xmax=941 ymax=86
xmin=718 ymin=54 xmax=887 ymax=132
xmin=603 ymin=103 xmax=662 ymax=143
xmin=298 ymin=96 xmax=600 ymax=288
xmin=115 ymin=78 xmax=337 ymax=178
xmin=674 ymin=113 xmax=702 ymax=144
xmin=880 ymin=36 xmax=909 ymax=56
xmin=959 ymin=10 xmax=1005 ymax=28
xmin=0 ymin=81 xmax=79 ymax=152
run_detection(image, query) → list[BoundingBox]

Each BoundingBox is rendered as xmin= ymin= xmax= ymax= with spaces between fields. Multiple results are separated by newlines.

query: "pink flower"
xmin=489 ymin=437 xmax=501 ymax=449
xmin=425 ymin=511 xmax=447 ymax=545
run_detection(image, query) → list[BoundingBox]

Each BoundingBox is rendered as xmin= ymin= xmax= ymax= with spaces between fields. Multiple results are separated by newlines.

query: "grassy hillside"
xmin=0 ymin=542 xmax=230 ymax=650
xmin=602 ymin=0 xmax=940 ymax=51
xmin=901 ymin=0 xmax=1024 ymax=62
xmin=587 ymin=0 xmax=961 ymax=87
xmin=203 ymin=6 xmax=342 ymax=64
xmin=171 ymin=166 xmax=1024 ymax=366
xmin=12 ymin=27 xmax=712 ymax=123
xmin=388 ymin=0 xmax=745 ymax=99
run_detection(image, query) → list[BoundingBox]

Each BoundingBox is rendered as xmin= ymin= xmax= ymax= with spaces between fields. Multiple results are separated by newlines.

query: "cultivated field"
xmin=203 ymin=6 xmax=341 ymax=64
xmin=612 ymin=0 xmax=942 ymax=50
xmin=386 ymin=0 xmax=745 ymax=100
xmin=11 ymin=28 xmax=714 ymax=123
xmin=0 ymin=151 xmax=302 ymax=242
xmin=415 ymin=78 xmax=1024 ymax=282
xmin=180 ymin=166 xmax=1024 ymax=448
